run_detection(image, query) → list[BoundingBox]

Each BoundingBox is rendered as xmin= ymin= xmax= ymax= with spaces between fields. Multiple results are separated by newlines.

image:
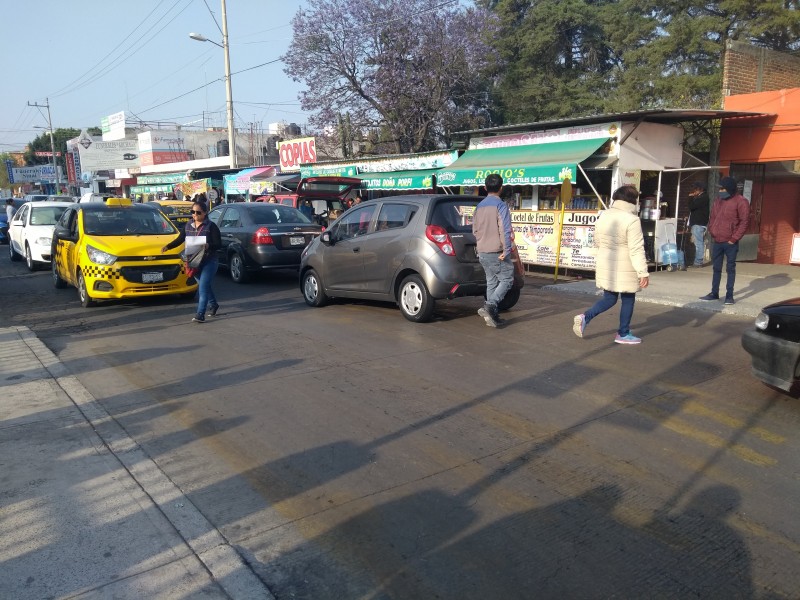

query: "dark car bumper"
xmin=247 ymin=245 xmax=304 ymax=269
xmin=741 ymin=328 xmax=800 ymax=392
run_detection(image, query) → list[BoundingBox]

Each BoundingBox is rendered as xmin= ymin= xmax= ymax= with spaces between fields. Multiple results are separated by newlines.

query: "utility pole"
xmin=28 ymin=98 xmax=61 ymax=193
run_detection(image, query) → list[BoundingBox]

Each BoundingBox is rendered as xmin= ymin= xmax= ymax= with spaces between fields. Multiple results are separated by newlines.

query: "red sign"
xmin=35 ymin=151 xmax=62 ymax=157
xmin=66 ymin=151 xmax=77 ymax=184
xmin=278 ymin=137 xmax=316 ymax=172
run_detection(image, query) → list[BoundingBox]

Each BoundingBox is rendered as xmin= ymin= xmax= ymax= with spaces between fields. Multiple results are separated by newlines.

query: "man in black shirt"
xmin=688 ymin=182 xmax=710 ymax=267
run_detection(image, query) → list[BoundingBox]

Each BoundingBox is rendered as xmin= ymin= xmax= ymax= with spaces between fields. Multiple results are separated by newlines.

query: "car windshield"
xmin=250 ymin=205 xmax=311 ymax=224
xmin=30 ymin=206 xmax=69 ymax=226
xmin=430 ymin=199 xmax=479 ymax=233
xmin=82 ymin=208 xmax=176 ymax=235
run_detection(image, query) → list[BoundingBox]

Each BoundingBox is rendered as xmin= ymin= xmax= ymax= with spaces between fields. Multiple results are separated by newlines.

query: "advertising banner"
xmin=137 ymin=131 xmax=190 ymax=166
xmin=300 ymin=164 xmax=357 ymax=178
xmin=137 ymin=173 xmax=190 ymax=185
xmin=279 ymin=137 xmax=316 ymax=171
xmin=512 ymin=210 xmax=601 ymax=271
xmin=66 ymin=151 xmax=77 ymax=183
xmin=101 ymin=111 xmax=126 ymax=141
xmin=470 ymin=122 xmax=620 ymax=150
xmin=76 ymin=130 xmax=141 ymax=170
xmin=10 ymin=165 xmax=63 ymax=183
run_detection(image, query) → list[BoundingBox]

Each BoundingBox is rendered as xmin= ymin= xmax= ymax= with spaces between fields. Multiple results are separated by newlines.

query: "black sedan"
xmin=208 ymin=203 xmax=322 ymax=283
xmin=741 ymin=298 xmax=800 ymax=393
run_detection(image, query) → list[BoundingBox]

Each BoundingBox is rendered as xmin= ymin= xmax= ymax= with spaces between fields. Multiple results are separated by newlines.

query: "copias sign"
xmin=279 ymin=137 xmax=317 ymax=172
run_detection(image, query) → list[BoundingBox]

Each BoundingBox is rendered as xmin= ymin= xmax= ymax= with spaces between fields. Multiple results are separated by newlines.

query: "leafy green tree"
xmin=0 ymin=153 xmax=12 ymax=192
xmin=23 ymin=128 xmax=81 ymax=166
xmin=483 ymin=0 xmax=800 ymax=123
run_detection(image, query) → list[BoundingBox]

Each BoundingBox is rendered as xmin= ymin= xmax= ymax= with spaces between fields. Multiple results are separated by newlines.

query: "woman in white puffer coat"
xmin=572 ymin=185 xmax=650 ymax=344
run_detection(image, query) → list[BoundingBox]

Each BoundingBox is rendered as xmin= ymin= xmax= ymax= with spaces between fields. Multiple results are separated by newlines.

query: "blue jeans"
xmin=584 ymin=290 xmax=636 ymax=336
xmin=196 ymin=258 xmax=218 ymax=316
xmin=479 ymin=252 xmax=514 ymax=309
xmin=691 ymin=225 xmax=707 ymax=265
xmin=711 ymin=241 xmax=738 ymax=297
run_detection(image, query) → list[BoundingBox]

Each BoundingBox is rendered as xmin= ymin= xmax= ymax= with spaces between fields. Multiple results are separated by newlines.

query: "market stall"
xmin=249 ymin=172 xmax=301 ymax=196
xmin=222 ymin=166 xmax=275 ymax=201
xmin=356 ymin=169 xmax=438 ymax=193
xmin=446 ymin=116 xmax=700 ymax=272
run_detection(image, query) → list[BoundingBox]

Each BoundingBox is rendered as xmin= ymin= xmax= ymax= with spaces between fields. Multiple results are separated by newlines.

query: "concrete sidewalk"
xmin=543 ymin=262 xmax=800 ymax=318
xmin=0 ymin=326 xmax=273 ymax=600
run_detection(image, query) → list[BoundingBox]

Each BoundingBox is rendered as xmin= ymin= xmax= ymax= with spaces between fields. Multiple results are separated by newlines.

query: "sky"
xmin=0 ymin=0 xmax=310 ymax=152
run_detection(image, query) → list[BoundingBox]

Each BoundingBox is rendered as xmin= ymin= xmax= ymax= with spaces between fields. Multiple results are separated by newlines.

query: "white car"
xmin=8 ymin=201 xmax=73 ymax=270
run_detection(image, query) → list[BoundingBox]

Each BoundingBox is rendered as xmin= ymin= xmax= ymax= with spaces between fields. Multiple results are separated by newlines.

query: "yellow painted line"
xmin=638 ymin=405 xmax=777 ymax=467
xmin=680 ymin=401 xmax=786 ymax=444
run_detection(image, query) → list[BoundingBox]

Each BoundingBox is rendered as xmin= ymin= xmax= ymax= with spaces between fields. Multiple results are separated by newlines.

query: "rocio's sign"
xmin=279 ymin=137 xmax=316 ymax=172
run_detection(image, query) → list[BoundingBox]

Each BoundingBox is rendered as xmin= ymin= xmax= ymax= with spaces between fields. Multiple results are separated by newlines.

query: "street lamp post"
xmin=189 ymin=0 xmax=236 ymax=169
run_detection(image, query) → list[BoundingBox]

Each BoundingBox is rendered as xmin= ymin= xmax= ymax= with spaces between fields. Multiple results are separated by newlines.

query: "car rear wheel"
xmin=302 ymin=269 xmax=328 ymax=307
xmin=52 ymin=257 xmax=66 ymax=288
xmin=77 ymin=271 xmax=96 ymax=307
xmin=398 ymin=274 xmax=434 ymax=323
xmin=229 ymin=252 xmax=249 ymax=284
xmin=25 ymin=244 xmax=37 ymax=271
xmin=9 ymin=241 xmax=21 ymax=262
xmin=497 ymin=287 xmax=521 ymax=312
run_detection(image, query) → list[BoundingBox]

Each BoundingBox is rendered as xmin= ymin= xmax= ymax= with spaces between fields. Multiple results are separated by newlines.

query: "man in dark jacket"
xmin=687 ymin=182 xmax=709 ymax=267
xmin=699 ymin=176 xmax=750 ymax=305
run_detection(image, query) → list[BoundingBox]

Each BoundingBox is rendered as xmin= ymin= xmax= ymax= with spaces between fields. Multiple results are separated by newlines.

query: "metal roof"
xmin=453 ymin=109 xmax=771 ymax=137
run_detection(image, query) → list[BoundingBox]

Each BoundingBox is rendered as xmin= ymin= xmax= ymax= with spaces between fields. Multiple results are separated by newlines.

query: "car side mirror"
xmin=320 ymin=230 xmax=333 ymax=246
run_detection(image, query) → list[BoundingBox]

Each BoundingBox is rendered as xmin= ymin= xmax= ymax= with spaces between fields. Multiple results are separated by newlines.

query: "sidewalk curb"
xmin=13 ymin=326 xmax=275 ymax=600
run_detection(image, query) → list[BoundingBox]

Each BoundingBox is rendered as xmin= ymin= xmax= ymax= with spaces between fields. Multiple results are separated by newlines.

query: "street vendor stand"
xmin=444 ymin=116 xmax=696 ymax=274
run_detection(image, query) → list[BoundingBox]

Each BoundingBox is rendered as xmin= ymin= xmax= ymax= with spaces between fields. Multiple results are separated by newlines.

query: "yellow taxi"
xmin=148 ymin=199 xmax=194 ymax=226
xmin=51 ymin=198 xmax=197 ymax=307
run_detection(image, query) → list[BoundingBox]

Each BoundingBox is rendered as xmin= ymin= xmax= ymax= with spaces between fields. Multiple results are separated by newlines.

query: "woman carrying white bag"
xmin=162 ymin=200 xmax=222 ymax=323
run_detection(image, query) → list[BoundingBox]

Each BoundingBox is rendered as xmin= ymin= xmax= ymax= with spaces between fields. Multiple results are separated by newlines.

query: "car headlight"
xmin=754 ymin=312 xmax=769 ymax=330
xmin=35 ymin=236 xmax=52 ymax=246
xmin=86 ymin=244 xmax=117 ymax=265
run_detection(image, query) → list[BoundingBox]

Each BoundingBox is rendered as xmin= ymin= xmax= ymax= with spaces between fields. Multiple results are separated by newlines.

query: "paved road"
xmin=1 ymin=257 xmax=799 ymax=599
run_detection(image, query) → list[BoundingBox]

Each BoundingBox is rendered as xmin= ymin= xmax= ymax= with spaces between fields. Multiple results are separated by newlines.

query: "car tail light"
xmin=252 ymin=227 xmax=274 ymax=245
xmin=426 ymin=225 xmax=455 ymax=256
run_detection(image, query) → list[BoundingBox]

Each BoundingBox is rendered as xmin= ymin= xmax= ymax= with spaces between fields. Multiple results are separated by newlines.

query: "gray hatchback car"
xmin=299 ymin=194 xmax=521 ymax=322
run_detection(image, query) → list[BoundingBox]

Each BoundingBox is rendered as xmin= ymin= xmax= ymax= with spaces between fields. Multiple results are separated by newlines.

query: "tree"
xmin=23 ymin=127 xmax=81 ymax=174
xmin=0 ymin=153 xmax=12 ymax=192
xmin=483 ymin=0 xmax=800 ymax=123
xmin=283 ymin=0 xmax=501 ymax=153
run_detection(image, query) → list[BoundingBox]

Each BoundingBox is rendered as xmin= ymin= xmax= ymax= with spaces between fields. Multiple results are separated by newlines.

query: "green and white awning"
xmin=436 ymin=138 xmax=610 ymax=187
xmin=358 ymin=169 xmax=437 ymax=190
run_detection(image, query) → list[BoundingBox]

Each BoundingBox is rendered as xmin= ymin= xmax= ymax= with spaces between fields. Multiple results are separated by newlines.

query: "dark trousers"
xmin=711 ymin=241 xmax=739 ymax=297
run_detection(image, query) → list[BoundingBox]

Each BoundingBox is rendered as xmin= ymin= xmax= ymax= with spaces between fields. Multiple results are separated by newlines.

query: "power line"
xmin=51 ymin=0 xmax=195 ymax=99
xmin=48 ymin=0 xmax=171 ymax=98
xmin=134 ymin=58 xmax=283 ymax=115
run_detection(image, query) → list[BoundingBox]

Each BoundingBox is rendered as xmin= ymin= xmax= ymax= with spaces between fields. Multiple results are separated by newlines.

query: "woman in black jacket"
xmin=162 ymin=200 xmax=222 ymax=323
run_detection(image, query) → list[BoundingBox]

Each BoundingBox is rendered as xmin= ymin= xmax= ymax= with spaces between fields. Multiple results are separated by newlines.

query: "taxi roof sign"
xmin=104 ymin=197 xmax=133 ymax=206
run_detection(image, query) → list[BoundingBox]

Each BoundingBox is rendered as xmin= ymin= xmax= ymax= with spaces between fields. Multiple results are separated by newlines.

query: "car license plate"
xmin=142 ymin=272 xmax=163 ymax=283
xmin=290 ymin=236 xmax=305 ymax=246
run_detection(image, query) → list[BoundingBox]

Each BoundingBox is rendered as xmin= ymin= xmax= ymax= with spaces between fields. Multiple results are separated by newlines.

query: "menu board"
xmin=512 ymin=210 xmax=601 ymax=271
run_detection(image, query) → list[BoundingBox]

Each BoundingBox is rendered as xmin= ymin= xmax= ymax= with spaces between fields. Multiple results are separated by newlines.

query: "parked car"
xmin=741 ymin=298 xmax=800 ymax=393
xmin=208 ymin=203 xmax=323 ymax=283
xmin=51 ymin=198 xmax=197 ymax=307
xmin=270 ymin=176 xmax=362 ymax=228
xmin=149 ymin=200 xmax=193 ymax=226
xmin=78 ymin=192 xmax=114 ymax=203
xmin=299 ymin=194 xmax=524 ymax=323
xmin=0 ymin=199 xmax=27 ymax=244
xmin=47 ymin=195 xmax=77 ymax=203
xmin=8 ymin=201 xmax=73 ymax=270
xmin=23 ymin=194 xmax=50 ymax=203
